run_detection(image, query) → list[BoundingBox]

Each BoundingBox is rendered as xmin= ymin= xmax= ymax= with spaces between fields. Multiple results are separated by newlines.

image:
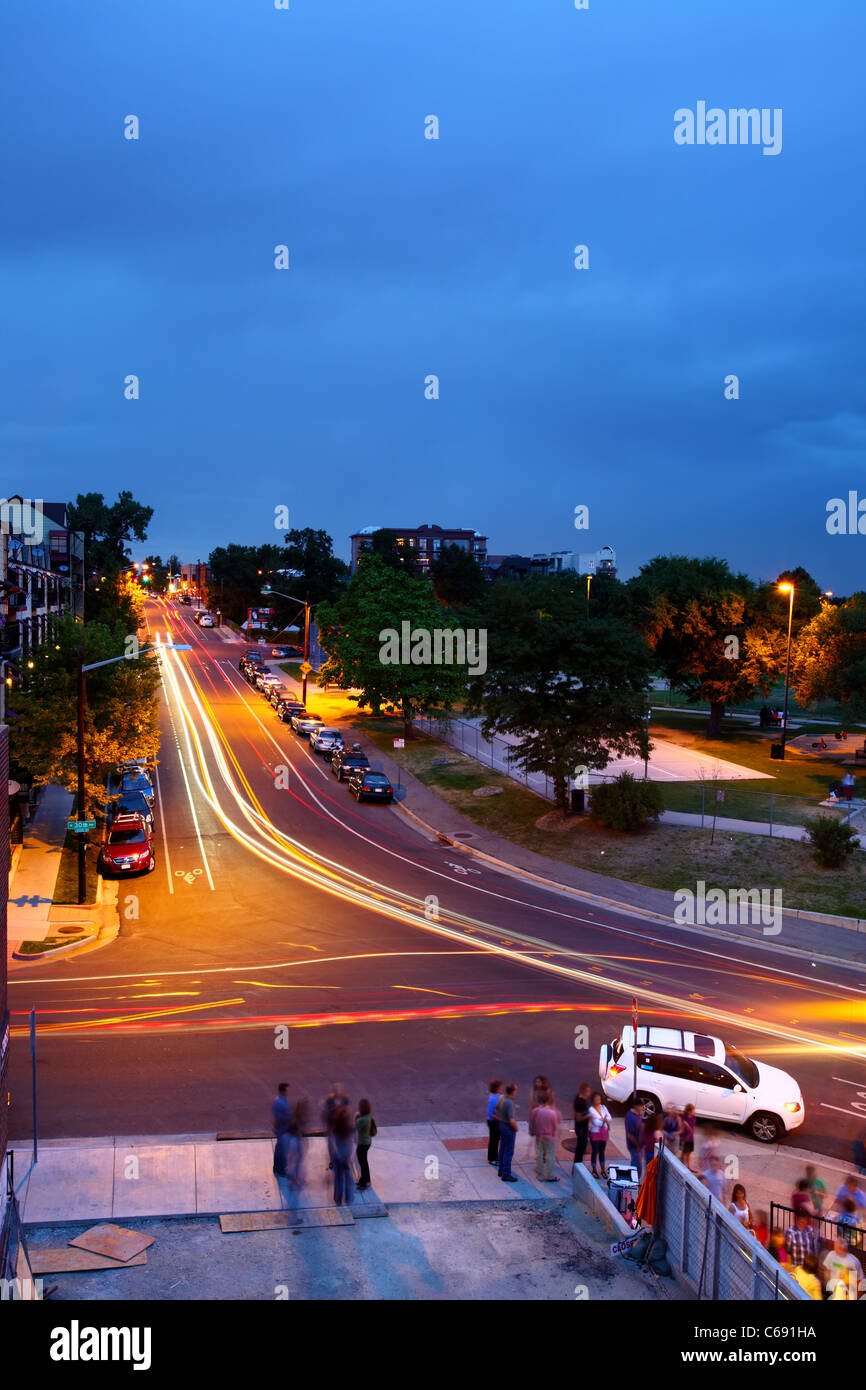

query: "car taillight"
xmin=608 ymin=1063 xmax=625 ymax=1077
xmin=784 ymin=1102 xmax=801 ymax=1113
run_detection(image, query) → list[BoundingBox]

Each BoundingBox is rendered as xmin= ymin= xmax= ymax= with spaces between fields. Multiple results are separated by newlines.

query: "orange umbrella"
xmin=635 ymin=1152 xmax=659 ymax=1225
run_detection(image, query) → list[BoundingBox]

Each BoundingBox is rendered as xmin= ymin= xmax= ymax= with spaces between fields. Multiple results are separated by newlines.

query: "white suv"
xmin=599 ymin=1025 xmax=805 ymax=1144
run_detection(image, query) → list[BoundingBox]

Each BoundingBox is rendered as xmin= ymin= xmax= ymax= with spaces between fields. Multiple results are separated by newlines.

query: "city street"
xmin=8 ymin=598 xmax=866 ymax=1161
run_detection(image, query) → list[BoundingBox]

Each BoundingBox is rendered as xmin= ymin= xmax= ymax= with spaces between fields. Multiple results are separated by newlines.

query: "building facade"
xmin=529 ymin=545 xmax=617 ymax=579
xmin=350 ymin=524 xmax=487 ymax=574
xmin=0 ymin=499 xmax=85 ymax=660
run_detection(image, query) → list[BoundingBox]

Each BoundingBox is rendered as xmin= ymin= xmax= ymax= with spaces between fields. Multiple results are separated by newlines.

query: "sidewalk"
xmin=6 ymin=785 xmax=119 ymax=965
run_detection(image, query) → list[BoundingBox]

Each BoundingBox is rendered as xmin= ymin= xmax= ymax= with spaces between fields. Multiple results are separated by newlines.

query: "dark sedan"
xmin=331 ymin=749 xmax=371 ymax=781
xmin=348 ymin=770 xmax=394 ymax=803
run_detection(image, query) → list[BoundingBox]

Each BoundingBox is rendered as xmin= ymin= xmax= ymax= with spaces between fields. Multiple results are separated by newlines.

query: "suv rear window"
xmin=109 ymin=826 xmax=146 ymax=845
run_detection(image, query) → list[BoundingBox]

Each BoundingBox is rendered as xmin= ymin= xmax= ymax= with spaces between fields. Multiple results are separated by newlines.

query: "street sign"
xmin=67 ymin=819 xmax=96 ymax=833
xmin=393 ymin=738 xmax=405 ymax=749
xmin=299 ymin=661 xmax=313 ymax=675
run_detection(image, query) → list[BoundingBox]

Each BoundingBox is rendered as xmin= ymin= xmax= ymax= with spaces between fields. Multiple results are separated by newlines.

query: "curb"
xmin=12 ymin=931 xmax=98 ymax=962
xmin=394 ymin=793 xmax=866 ymax=966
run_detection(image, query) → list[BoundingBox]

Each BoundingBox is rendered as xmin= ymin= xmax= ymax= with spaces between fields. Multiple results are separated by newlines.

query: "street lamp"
xmin=261 ymin=585 xmax=312 ymax=703
xmin=777 ymin=582 xmax=795 ymax=760
xmin=74 ymin=640 xmax=191 ymax=903
xmin=585 ymin=573 xmax=593 ymax=617
xmin=643 ymin=707 xmax=652 ymax=780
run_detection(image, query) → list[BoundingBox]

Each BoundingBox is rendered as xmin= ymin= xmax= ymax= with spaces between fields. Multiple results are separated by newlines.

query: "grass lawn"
xmin=649 ymin=717 xmax=861 ymax=800
xmin=52 ymin=829 xmax=100 ymax=904
xmin=360 ymin=719 xmax=866 ymax=918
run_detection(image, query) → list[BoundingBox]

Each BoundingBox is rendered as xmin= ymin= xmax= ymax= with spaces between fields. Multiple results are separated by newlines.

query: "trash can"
xmin=770 ymin=743 xmax=784 ymax=760
xmin=570 ymin=788 xmax=586 ymax=815
xmin=607 ymin=1163 xmax=640 ymax=1217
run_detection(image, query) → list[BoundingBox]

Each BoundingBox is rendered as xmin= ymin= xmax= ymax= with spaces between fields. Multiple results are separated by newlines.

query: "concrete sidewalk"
xmin=12 ymin=1117 xmax=858 ymax=1230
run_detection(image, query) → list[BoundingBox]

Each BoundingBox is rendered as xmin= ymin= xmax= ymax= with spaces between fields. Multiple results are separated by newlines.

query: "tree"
xmin=316 ymin=554 xmax=467 ymax=734
xmin=280 ymin=528 xmax=349 ymax=606
xmin=792 ymin=593 xmax=866 ymax=719
xmin=589 ymin=772 xmax=665 ymax=831
xmin=368 ymin=529 xmax=416 ymax=573
xmin=429 ymin=543 xmax=486 ymax=611
xmin=208 ymin=543 xmax=285 ymax=625
xmin=629 ymin=555 xmax=782 ymax=737
xmin=10 ymin=609 xmax=160 ymax=811
xmin=143 ymin=555 xmax=168 ymax=593
xmin=467 ymin=573 xmax=656 ymax=812
xmin=806 ymin=815 xmax=860 ymax=868
xmin=67 ymin=491 xmax=154 ymax=576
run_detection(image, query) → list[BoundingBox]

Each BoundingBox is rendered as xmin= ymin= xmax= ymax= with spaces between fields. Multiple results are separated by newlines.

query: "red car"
xmin=99 ymin=813 xmax=155 ymax=876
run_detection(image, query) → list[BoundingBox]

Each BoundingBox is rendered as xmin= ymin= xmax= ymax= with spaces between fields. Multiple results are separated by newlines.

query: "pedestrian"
xmin=700 ymin=1155 xmax=724 ymax=1202
xmin=531 ymin=1074 xmax=555 ymax=1108
xmin=784 ymin=1213 xmax=819 ymax=1267
xmin=791 ymin=1177 xmax=817 ymax=1218
xmin=679 ymin=1104 xmax=696 ymax=1171
xmin=273 ymin=1082 xmax=291 ymax=1139
xmin=332 ymin=1103 xmax=355 ymax=1206
xmin=587 ymin=1092 xmax=612 ymax=1178
xmin=486 ymin=1079 xmax=503 ymax=1166
xmin=805 ymin=1165 xmax=827 ymax=1215
xmin=322 ymin=1082 xmax=348 ymax=1170
xmin=767 ymin=1230 xmax=790 ymax=1268
xmin=830 ymin=1174 xmax=866 ymax=1219
xmin=792 ymin=1254 xmax=823 ymax=1301
xmin=355 ymin=1097 xmax=376 ymax=1190
xmin=752 ymin=1209 xmax=769 ymax=1247
xmin=661 ymin=1102 xmax=682 ymax=1153
xmin=834 ymin=1198 xmax=859 ymax=1229
xmin=497 ymin=1083 xmax=519 ymax=1182
xmin=642 ymin=1112 xmax=663 ymax=1172
xmin=529 ymin=1091 xmax=562 ymax=1182
xmin=624 ymin=1098 xmax=644 ymax=1176
xmin=728 ymin=1183 xmax=753 ymax=1229
xmin=698 ymin=1123 xmax=719 ymax=1172
xmin=572 ymin=1082 xmax=592 ymax=1168
xmin=854 ymin=1128 xmax=866 ymax=1177
xmin=822 ymin=1236 xmax=861 ymax=1300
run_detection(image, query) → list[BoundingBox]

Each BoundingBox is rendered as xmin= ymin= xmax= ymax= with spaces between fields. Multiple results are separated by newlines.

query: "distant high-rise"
xmin=350 ymin=523 xmax=487 ymax=573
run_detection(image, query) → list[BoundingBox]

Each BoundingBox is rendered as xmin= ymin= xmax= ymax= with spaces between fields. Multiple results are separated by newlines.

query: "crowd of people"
xmin=272 ymin=1081 xmax=377 ymax=1209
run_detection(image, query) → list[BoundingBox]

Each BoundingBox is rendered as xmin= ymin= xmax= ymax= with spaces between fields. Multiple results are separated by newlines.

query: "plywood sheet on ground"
xmin=29 ymin=1248 xmax=148 ymax=1274
xmin=219 ymin=1207 xmax=354 ymax=1233
xmin=69 ymin=1223 xmax=154 ymax=1261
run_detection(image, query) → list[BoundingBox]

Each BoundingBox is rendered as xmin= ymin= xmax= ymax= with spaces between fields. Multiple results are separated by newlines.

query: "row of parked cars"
xmin=100 ymin=761 xmax=157 ymax=876
xmin=238 ymin=652 xmax=395 ymax=803
xmin=192 ymin=609 xmax=214 ymax=628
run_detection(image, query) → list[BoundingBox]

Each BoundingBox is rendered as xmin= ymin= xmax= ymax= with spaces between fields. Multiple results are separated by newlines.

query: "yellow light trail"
xmin=21 ymin=997 xmax=245 ymax=1035
xmin=152 ymin=638 xmax=866 ymax=1068
xmin=392 ymin=985 xmax=468 ymax=998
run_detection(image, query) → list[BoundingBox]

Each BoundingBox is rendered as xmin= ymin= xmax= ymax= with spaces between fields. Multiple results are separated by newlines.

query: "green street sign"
xmin=68 ymin=819 xmax=96 ymax=833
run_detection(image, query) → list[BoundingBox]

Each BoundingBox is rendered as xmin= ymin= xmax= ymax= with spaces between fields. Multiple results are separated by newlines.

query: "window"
xmin=692 ymin=1034 xmax=715 ymax=1057
xmin=648 ymin=1054 xmax=695 ymax=1081
xmin=691 ymin=1061 xmax=733 ymax=1088
xmin=724 ymin=1046 xmax=759 ymax=1089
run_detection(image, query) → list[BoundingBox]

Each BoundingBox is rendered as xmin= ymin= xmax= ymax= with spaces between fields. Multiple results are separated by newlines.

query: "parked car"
xmin=292 ymin=715 xmax=324 ymax=739
xmin=246 ymin=664 xmax=267 ymax=683
xmin=258 ymin=674 xmax=283 ymax=694
xmin=599 ymin=1025 xmax=805 ymax=1144
xmin=348 ymin=769 xmax=394 ymax=803
xmin=198 ymin=613 xmax=214 ymax=628
xmin=268 ymin=686 xmax=290 ymax=708
xmin=119 ymin=770 xmax=155 ymax=808
xmin=310 ymin=727 xmax=343 ymax=757
xmin=277 ymin=701 xmax=307 ymax=723
xmin=271 ymin=645 xmax=304 ymax=659
xmin=107 ymin=790 xmax=154 ymax=835
xmin=331 ymin=748 xmax=370 ymax=781
xmin=98 ymin=813 xmax=155 ymax=876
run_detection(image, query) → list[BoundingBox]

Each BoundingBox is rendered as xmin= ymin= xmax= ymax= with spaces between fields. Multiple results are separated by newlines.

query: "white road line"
xmin=157 ymin=635 xmax=216 ymax=891
xmin=832 ymin=1077 xmax=866 ymax=1087
xmin=152 ymin=760 xmax=173 ymax=894
xmin=820 ymin=1103 xmax=866 ymax=1118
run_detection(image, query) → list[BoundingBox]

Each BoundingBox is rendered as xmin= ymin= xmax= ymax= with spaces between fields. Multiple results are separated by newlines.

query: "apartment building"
xmin=350 ymin=523 xmax=488 ymax=573
xmin=0 ymin=498 xmax=85 ymax=659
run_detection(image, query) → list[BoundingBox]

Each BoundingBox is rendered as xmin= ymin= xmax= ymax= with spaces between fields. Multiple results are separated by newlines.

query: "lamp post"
xmin=74 ymin=639 xmax=191 ymax=903
xmin=261 ymin=585 xmax=311 ymax=704
xmin=643 ymin=707 xmax=652 ymax=780
xmin=777 ymin=583 xmax=795 ymax=761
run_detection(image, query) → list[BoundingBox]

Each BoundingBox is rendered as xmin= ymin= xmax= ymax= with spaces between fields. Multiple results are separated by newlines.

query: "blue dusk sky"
xmin=3 ymin=0 xmax=864 ymax=590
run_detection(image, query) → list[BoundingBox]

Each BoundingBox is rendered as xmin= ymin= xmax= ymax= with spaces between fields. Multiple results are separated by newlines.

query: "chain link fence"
xmin=658 ymin=1146 xmax=808 ymax=1300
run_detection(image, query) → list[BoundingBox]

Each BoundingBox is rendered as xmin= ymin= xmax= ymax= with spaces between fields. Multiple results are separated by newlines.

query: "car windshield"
xmin=724 ymin=1046 xmax=759 ymax=1089
xmin=109 ymin=826 xmax=146 ymax=845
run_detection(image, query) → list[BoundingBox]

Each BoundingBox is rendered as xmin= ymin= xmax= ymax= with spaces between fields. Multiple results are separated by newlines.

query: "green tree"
xmin=589 ymin=772 xmax=665 ymax=831
xmin=429 ymin=543 xmax=486 ymax=611
xmin=628 ymin=555 xmax=782 ymax=737
xmin=10 ymin=611 xmax=160 ymax=811
xmin=467 ymin=573 xmax=656 ymax=812
xmin=67 ymin=491 xmax=154 ymax=576
xmin=368 ymin=529 xmax=416 ymax=573
xmin=143 ymin=555 xmax=168 ymax=593
xmin=792 ymin=593 xmax=866 ymax=718
xmin=280 ymin=528 xmax=349 ymax=606
xmin=208 ymin=543 xmax=285 ymax=625
xmin=316 ymin=554 xmax=467 ymax=734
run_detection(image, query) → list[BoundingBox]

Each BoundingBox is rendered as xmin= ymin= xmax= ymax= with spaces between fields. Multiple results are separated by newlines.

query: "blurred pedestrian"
xmin=355 ymin=1098 xmax=376 ymax=1190
xmin=728 ymin=1183 xmax=753 ymax=1229
xmin=587 ymin=1092 xmax=612 ymax=1178
xmin=854 ymin=1127 xmax=866 ymax=1177
xmin=791 ymin=1178 xmax=817 ymax=1217
xmin=679 ymin=1104 xmax=696 ymax=1170
xmin=752 ymin=1209 xmax=769 ymax=1247
xmin=531 ymin=1074 xmax=555 ymax=1108
xmin=486 ymin=1079 xmax=503 ymax=1166
xmin=285 ymin=1093 xmax=308 ymax=1203
xmin=700 ymin=1155 xmax=724 ymax=1202
xmin=805 ymin=1164 xmax=827 ymax=1215
xmin=332 ymin=1103 xmax=355 ymax=1206
xmin=497 ymin=1083 xmax=519 ymax=1182
xmin=529 ymin=1091 xmax=562 ymax=1182
xmin=273 ymin=1082 xmax=291 ymax=1138
xmin=792 ymin=1254 xmax=823 ymax=1301
xmin=822 ymin=1236 xmax=861 ymax=1300
xmin=767 ymin=1230 xmax=790 ymax=1268
xmin=785 ymin=1213 xmax=819 ymax=1266
xmin=642 ymin=1112 xmax=663 ymax=1172
xmin=573 ymin=1082 xmax=592 ymax=1168
xmin=831 ymin=1174 xmax=866 ymax=1220
xmin=835 ymin=1198 xmax=859 ymax=1229
xmin=625 ymin=1098 xmax=644 ymax=1176
xmin=322 ymin=1082 xmax=348 ymax=1171
xmin=662 ymin=1102 xmax=682 ymax=1153
xmin=698 ymin=1123 xmax=720 ymax=1172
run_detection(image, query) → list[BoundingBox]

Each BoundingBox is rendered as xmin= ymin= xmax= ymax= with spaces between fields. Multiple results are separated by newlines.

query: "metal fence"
xmin=412 ymin=714 xmax=561 ymax=801
xmin=770 ymin=1200 xmax=866 ymax=1256
xmin=657 ymin=1146 xmax=809 ymax=1301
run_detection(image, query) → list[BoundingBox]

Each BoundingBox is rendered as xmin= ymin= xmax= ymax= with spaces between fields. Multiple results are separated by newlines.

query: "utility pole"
xmin=302 ymin=591 xmax=311 ymax=706
xmin=76 ymin=646 xmax=87 ymax=904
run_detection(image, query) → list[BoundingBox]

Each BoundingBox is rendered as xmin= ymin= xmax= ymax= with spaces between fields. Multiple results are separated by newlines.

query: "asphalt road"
xmin=9 ymin=599 xmax=866 ymax=1162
